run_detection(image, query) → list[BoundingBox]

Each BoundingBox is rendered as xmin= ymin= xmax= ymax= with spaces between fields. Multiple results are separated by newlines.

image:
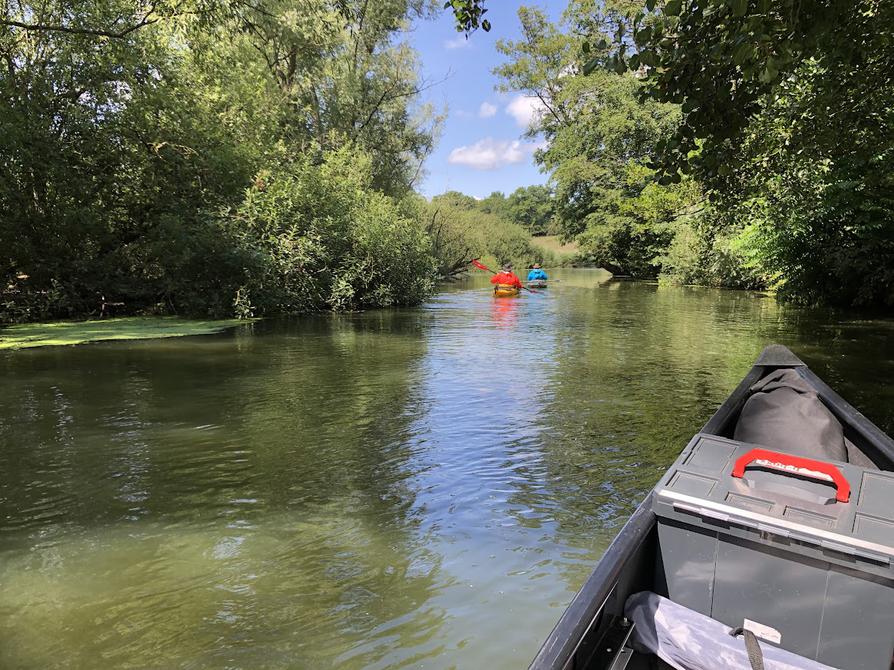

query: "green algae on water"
xmin=0 ymin=317 xmax=251 ymax=350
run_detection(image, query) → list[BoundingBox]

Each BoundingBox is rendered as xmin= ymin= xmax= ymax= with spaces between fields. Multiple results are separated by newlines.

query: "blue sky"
xmin=407 ymin=2 xmax=564 ymax=199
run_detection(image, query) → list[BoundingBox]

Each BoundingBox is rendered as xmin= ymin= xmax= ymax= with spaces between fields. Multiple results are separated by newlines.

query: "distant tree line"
xmin=473 ymin=185 xmax=557 ymax=237
xmin=424 ymin=190 xmax=563 ymax=278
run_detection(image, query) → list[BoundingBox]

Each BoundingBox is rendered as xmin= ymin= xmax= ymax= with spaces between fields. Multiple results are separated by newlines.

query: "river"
xmin=2 ymin=269 xmax=893 ymax=669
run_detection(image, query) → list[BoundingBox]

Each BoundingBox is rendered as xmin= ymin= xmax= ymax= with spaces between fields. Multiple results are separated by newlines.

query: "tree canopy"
xmin=485 ymin=0 xmax=893 ymax=304
xmin=492 ymin=2 xmax=709 ymax=279
xmin=3 ymin=0 xmax=891 ymax=319
xmin=628 ymin=0 xmax=894 ymax=305
xmin=0 ymin=0 xmax=447 ymax=322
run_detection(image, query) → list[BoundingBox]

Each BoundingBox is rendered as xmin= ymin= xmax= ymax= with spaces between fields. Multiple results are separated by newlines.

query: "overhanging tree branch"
xmin=1 ymin=10 xmax=158 ymax=39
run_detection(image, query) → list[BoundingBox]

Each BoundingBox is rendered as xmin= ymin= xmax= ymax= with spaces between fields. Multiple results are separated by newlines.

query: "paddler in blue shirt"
xmin=527 ymin=263 xmax=548 ymax=281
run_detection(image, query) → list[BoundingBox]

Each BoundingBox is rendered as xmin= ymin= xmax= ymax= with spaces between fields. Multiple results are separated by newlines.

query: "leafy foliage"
xmin=631 ymin=1 xmax=891 ymax=177
xmin=232 ymin=148 xmax=435 ymax=313
xmin=494 ymin=3 xmax=707 ymax=278
xmin=630 ymin=0 xmax=894 ymax=305
xmin=488 ymin=0 xmax=891 ymax=305
xmin=0 ymin=0 xmax=443 ymax=323
xmin=443 ymin=0 xmax=491 ymax=35
xmin=425 ymin=192 xmax=555 ymax=275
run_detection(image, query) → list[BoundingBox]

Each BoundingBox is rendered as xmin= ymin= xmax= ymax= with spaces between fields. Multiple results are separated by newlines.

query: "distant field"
xmin=531 ymin=235 xmax=580 ymax=258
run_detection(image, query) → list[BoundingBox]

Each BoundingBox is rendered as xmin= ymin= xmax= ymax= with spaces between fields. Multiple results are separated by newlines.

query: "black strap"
xmin=729 ymin=627 xmax=765 ymax=670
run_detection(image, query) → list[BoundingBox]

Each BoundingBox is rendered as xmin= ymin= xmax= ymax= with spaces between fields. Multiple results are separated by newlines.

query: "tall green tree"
xmin=505 ymin=185 xmax=556 ymax=236
xmin=494 ymin=3 xmax=702 ymax=278
xmin=0 ymin=0 xmax=254 ymax=317
xmin=223 ymin=0 xmax=439 ymax=197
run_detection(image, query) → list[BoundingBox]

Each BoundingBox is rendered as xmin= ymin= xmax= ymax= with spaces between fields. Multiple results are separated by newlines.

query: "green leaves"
xmin=634 ymin=0 xmax=894 ymax=306
xmin=759 ymin=56 xmax=780 ymax=82
xmin=732 ymin=42 xmax=755 ymax=65
xmin=612 ymin=55 xmax=627 ymax=74
xmin=493 ymin=0 xmax=704 ymax=280
xmin=237 ymin=147 xmax=438 ymax=311
xmin=0 ymin=0 xmax=445 ymax=321
xmin=635 ymin=25 xmax=653 ymax=44
xmin=664 ymin=0 xmax=683 ymax=17
xmin=426 ymin=191 xmax=548 ymax=272
xmin=731 ymin=0 xmax=749 ymax=17
xmin=444 ymin=0 xmax=490 ymax=35
xmin=638 ymin=49 xmax=658 ymax=67
xmin=627 ymin=0 xmax=883 ymax=185
xmin=499 ymin=0 xmax=894 ymax=307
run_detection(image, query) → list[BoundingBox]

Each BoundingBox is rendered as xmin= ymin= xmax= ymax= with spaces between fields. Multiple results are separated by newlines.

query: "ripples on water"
xmin=1 ymin=270 xmax=893 ymax=669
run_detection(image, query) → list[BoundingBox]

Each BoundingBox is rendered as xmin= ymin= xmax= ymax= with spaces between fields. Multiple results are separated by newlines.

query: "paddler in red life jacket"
xmin=490 ymin=263 xmax=523 ymax=290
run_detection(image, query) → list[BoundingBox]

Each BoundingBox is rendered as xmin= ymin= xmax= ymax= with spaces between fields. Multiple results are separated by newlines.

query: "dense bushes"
xmin=628 ymin=0 xmax=894 ymax=306
xmin=424 ymin=192 xmax=555 ymax=278
xmin=658 ymin=212 xmax=765 ymax=290
xmin=696 ymin=58 xmax=894 ymax=306
xmin=231 ymin=149 xmax=436 ymax=315
xmin=0 ymin=1 xmax=442 ymax=325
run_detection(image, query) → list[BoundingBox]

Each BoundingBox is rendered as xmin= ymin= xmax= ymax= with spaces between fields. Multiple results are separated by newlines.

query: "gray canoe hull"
xmin=530 ymin=345 xmax=894 ymax=670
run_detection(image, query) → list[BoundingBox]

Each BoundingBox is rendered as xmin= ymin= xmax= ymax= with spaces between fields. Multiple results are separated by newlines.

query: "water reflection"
xmin=0 ymin=313 xmax=448 ymax=669
xmin=490 ymin=293 xmax=521 ymax=330
xmin=0 ymin=271 xmax=892 ymax=669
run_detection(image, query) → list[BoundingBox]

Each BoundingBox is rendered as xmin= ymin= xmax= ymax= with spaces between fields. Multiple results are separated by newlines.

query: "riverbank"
xmin=0 ymin=317 xmax=249 ymax=350
xmin=531 ymin=235 xmax=581 ymax=265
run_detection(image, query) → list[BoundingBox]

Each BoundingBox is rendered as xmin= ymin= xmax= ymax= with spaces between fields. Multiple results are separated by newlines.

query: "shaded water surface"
xmin=2 ymin=270 xmax=893 ymax=669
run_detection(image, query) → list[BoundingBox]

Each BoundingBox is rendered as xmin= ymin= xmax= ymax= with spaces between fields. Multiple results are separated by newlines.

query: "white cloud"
xmin=478 ymin=102 xmax=497 ymax=118
xmin=506 ymin=95 xmax=547 ymax=129
xmin=444 ymin=36 xmax=470 ymax=50
xmin=447 ymin=137 xmax=540 ymax=170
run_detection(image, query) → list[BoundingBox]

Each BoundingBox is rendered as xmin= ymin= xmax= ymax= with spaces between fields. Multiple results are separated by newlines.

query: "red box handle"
xmin=731 ymin=448 xmax=850 ymax=503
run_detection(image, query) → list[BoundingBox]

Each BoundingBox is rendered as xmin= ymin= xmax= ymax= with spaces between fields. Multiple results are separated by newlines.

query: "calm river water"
xmin=2 ymin=269 xmax=893 ymax=669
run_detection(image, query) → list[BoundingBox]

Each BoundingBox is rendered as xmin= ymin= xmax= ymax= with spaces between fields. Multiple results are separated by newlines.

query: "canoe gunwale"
xmin=529 ymin=345 xmax=894 ymax=670
xmin=528 ymin=494 xmax=657 ymax=670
